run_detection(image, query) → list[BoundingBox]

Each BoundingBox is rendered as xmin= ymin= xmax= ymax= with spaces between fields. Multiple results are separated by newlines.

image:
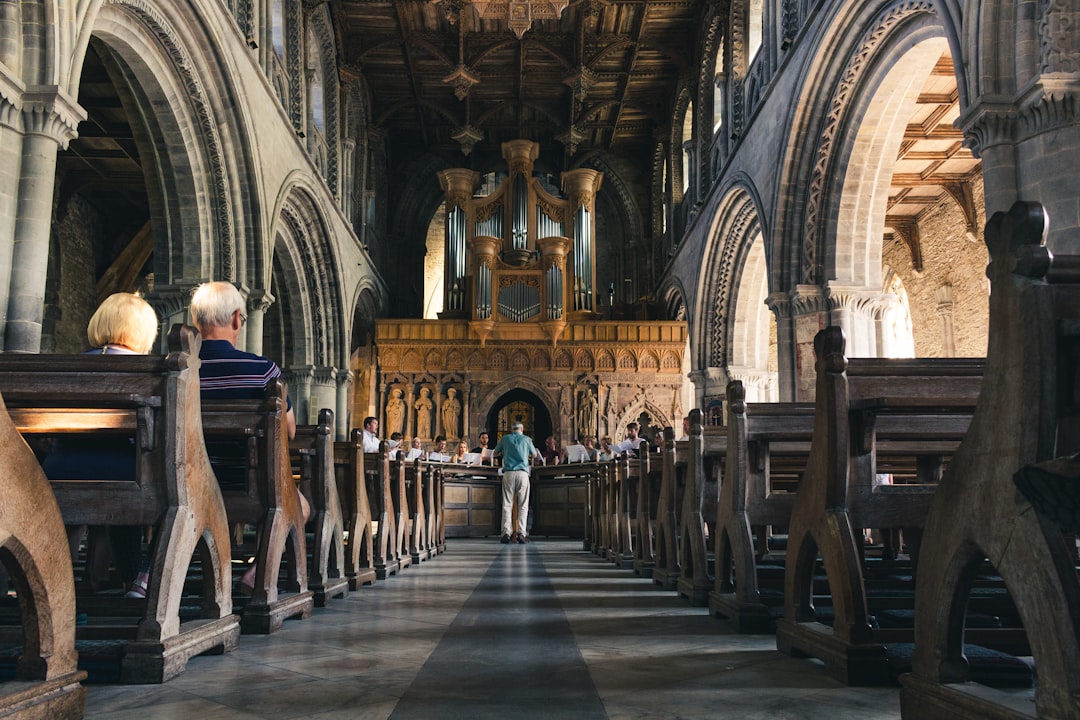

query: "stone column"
xmin=145 ymin=284 xmax=192 ymax=350
xmin=310 ymin=366 xmax=337 ymax=426
xmin=935 ymin=283 xmax=956 ymax=356
xmin=0 ymin=71 xmax=24 ymax=347
xmin=5 ymin=86 xmax=86 ymax=352
xmin=341 ymin=137 xmax=355 ymax=221
xmin=826 ymin=284 xmax=887 ymax=359
xmin=284 ymin=365 xmax=314 ymax=425
xmin=764 ymin=292 xmax=795 ymax=401
xmin=336 ymin=369 xmax=352 ymax=439
xmin=246 ymin=289 xmax=274 ymax=355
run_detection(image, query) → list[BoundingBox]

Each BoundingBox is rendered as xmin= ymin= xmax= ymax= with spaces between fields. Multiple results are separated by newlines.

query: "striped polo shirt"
xmin=199 ymin=338 xmax=292 ymax=410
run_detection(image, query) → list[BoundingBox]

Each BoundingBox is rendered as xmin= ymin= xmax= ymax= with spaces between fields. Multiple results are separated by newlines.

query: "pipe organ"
xmin=437 ymin=140 xmax=603 ymax=346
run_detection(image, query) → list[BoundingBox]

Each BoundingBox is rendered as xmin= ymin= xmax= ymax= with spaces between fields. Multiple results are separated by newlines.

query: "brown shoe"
xmin=517 ymin=534 xmax=528 ymax=544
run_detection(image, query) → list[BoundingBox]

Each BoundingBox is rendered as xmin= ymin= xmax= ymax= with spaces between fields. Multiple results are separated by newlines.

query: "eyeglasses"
xmin=237 ymin=311 xmax=248 ymax=326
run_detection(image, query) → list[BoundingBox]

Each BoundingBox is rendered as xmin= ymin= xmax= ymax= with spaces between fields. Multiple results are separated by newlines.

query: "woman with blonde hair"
xmin=86 ymin=292 xmax=160 ymax=354
xmin=43 ymin=292 xmax=160 ymax=598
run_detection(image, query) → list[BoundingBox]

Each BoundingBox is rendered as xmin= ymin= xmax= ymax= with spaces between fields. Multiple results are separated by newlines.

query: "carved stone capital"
xmin=246 ymin=289 xmax=276 ymax=314
xmin=790 ymin=284 xmax=828 ymax=316
xmin=21 ymin=86 xmax=86 ymax=148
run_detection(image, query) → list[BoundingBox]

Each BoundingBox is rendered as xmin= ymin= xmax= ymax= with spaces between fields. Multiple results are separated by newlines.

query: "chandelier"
xmin=434 ymin=0 xmax=570 ymax=39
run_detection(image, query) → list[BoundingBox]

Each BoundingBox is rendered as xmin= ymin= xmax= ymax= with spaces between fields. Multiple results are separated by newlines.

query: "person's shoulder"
xmin=202 ymin=340 xmax=277 ymax=365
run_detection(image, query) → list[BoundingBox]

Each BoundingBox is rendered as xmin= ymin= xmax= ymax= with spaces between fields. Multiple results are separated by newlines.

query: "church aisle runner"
xmin=390 ymin=543 xmax=607 ymax=719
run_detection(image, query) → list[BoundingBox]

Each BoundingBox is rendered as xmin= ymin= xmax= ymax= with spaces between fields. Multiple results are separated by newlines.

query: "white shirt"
xmin=362 ymin=429 xmax=381 ymax=453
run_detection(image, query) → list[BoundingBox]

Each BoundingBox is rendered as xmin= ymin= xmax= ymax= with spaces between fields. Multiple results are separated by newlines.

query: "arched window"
xmin=307 ymin=26 xmax=325 ymax=132
xmin=713 ymin=37 xmax=725 ymax=133
xmin=271 ymin=0 xmax=284 ymax=57
xmin=748 ymin=0 xmax=764 ymax=63
xmin=682 ymin=100 xmax=694 ymax=193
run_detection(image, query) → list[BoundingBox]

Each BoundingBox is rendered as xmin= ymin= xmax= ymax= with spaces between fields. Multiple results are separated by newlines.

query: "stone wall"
xmin=882 ymin=179 xmax=989 ymax=358
xmin=47 ymin=192 xmax=106 ymax=353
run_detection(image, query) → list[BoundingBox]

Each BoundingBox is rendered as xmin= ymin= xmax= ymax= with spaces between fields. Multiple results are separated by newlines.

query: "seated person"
xmin=41 ymin=292 xmax=159 ymax=598
xmin=541 ymin=435 xmax=561 ymax=465
xmin=452 ymin=441 xmax=469 ymax=463
xmin=190 ymin=281 xmax=309 ymax=593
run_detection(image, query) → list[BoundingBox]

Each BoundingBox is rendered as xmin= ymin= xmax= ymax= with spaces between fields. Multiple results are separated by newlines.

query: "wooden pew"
xmin=900 ymin=201 xmax=1080 ymax=719
xmin=608 ymin=454 xmax=635 ymax=567
xmin=632 ymin=443 xmax=659 ymax=577
xmin=0 ymin=390 xmax=86 ymax=715
xmin=202 ymin=378 xmax=314 ymax=634
xmin=330 ymin=433 xmax=377 ymax=589
xmin=677 ymin=410 xmax=717 ymax=606
xmin=0 ymin=325 xmax=239 ymax=681
xmin=390 ymin=454 xmax=412 ymax=572
xmin=291 ymin=409 xmax=348 ymax=606
xmin=404 ymin=459 xmax=429 ymax=564
xmin=652 ymin=434 xmax=684 ymax=589
xmin=359 ymin=442 xmax=401 ymax=579
xmin=775 ymin=327 xmax=983 ymax=684
xmin=709 ymin=382 xmax=815 ymax=629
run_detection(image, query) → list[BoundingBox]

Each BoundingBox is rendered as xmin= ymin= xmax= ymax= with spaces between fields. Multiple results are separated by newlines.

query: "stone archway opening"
xmin=485 ymin=389 xmax=552 ymax=446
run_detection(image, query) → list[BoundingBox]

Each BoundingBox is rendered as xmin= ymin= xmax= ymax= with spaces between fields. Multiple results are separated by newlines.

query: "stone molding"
xmin=20 ymin=86 xmax=86 ymax=148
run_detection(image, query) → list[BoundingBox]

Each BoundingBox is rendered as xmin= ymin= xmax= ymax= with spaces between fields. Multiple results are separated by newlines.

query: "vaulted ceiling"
xmin=336 ymin=0 xmax=704 ymax=169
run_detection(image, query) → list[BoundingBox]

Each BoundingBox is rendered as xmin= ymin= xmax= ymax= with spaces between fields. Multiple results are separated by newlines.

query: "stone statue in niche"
xmin=385 ymin=387 xmax=406 ymax=436
xmin=414 ymin=387 xmax=433 ymax=439
xmin=578 ymin=389 xmax=597 ymax=439
xmin=442 ymin=387 xmax=461 ymax=439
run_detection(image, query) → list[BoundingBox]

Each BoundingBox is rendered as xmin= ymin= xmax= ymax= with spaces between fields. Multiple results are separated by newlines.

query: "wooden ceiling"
xmin=336 ymin=0 xmax=704 ymax=167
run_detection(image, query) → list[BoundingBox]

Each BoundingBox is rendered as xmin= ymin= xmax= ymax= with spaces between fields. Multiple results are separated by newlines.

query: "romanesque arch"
xmin=695 ymin=180 xmax=766 ymax=400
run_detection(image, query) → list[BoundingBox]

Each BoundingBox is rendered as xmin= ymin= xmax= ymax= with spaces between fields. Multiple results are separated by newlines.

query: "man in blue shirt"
xmin=492 ymin=422 xmax=541 ymax=544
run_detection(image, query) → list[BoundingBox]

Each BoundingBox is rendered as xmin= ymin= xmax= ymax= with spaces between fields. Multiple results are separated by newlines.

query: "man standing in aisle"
xmin=492 ymin=422 xmax=541 ymax=544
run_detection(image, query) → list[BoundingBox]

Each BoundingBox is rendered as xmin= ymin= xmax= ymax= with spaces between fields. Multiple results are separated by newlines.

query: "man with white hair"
xmin=492 ymin=422 xmax=540 ymax=544
xmin=190 ymin=281 xmax=296 ymax=438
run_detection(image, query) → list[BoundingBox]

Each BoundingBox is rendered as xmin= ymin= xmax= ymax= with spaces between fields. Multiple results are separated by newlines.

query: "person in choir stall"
xmin=542 ymin=435 xmax=562 ymax=465
xmin=429 ymin=435 xmax=448 ymax=460
xmin=678 ymin=416 xmax=690 ymax=442
xmin=598 ymin=436 xmax=617 ymax=461
xmin=388 ymin=432 xmax=403 ymax=459
xmin=189 ymin=280 xmax=310 ymax=595
xmin=452 ymin=441 xmax=469 ymax=463
xmin=615 ymin=422 xmax=644 ymax=456
xmin=471 ymin=431 xmax=490 ymax=454
xmin=404 ymin=436 xmax=424 ymax=461
xmin=652 ymin=429 xmax=665 ymax=453
xmin=42 ymin=292 xmax=160 ymax=599
xmin=583 ymin=436 xmax=599 ymax=462
xmin=361 ymin=416 xmax=381 ymax=453
xmin=492 ymin=422 xmax=541 ymax=544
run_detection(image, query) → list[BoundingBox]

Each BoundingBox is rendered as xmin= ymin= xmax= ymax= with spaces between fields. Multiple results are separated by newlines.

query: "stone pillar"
xmin=246 ymin=289 xmax=274 ymax=355
xmin=789 ymin=285 xmax=827 ymax=402
xmin=284 ymin=365 xmax=314 ymax=425
xmin=5 ymin=86 xmax=85 ymax=352
xmin=826 ymin=284 xmax=887 ymax=359
xmin=341 ymin=137 xmax=355 ymax=221
xmin=935 ymin=283 xmax=956 ymax=356
xmin=336 ymin=369 xmax=352 ymax=439
xmin=764 ymin=292 xmax=795 ymax=401
xmin=145 ymin=284 xmax=192 ymax=350
xmin=310 ymin=366 xmax=337 ymax=426
xmin=0 ymin=72 xmax=24 ymax=347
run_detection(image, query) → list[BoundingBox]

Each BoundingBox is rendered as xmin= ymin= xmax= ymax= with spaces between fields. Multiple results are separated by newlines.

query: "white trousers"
xmin=501 ymin=470 xmax=531 ymax=537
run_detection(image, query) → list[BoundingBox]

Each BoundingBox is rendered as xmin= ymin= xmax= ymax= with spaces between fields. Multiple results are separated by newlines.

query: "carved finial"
xmin=727 ymin=379 xmax=746 ymax=415
xmin=985 ymin=201 xmax=1050 ymax=281
xmin=815 ymin=326 xmax=847 ymax=375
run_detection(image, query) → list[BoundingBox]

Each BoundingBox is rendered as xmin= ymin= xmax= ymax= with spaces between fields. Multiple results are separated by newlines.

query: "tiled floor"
xmin=84 ymin=541 xmax=903 ymax=719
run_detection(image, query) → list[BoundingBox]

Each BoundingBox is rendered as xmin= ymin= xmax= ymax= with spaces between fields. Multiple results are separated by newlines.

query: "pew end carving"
xmin=332 ymin=433 xmax=377 ymax=588
xmin=900 ymin=201 xmax=1080 ymax=720
xmin=291 ymin=409 xmax=348 ymax=606
xmin=677 ymin=410 xmax=714 ymax=606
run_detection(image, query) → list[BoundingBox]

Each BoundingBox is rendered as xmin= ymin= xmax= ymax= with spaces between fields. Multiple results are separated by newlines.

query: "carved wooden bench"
xmin=291 ymin=409 xmax=348 ymax=606
xmin=632 ymin=442 xmax=660 ymax=577
xmin=404 ymin=459 xmax=429 ymax=564
xmin=651 ymin=434 xmax=685 ymax=589
xmin=330 ymin=433 xmax=377 ymax=589
xmin=202 ymin=378 xmax=314 ymax=634
xmin=708 ymin=382 xmax=814 ymax=629
xmin=0 ymin=389 xmax=86 ymax=714
xmin=607 ymin=453 xmax=635 ymax=567
xmin=357 ymin=443 xmax=404 ymax=578
xmin=677 ymin=410 xmax=722 ymax=606
xmin=900 ymin=202 xmax=1080 ymax=719
xmin=0 ymin=325 xmax=239 ymax=682
xmin=775 ymin=327 xmax=983 ymax=684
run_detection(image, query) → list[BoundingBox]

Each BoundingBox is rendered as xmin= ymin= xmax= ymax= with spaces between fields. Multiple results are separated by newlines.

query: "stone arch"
xmin=305 ymin=3 xmax=340 ymax=196
xmin=670 ymin=84 xmax=693 ymax=206
xmin=776 ymin=2 xmax=958 ymax=289
xmin=476 ymin=375 xmax=559 ymax=436
xmin=269 ymin=180 xmax=348 ymax=369
xmin=86 ymin=0 xmax=250 ymax=286
xmin=696 ymin=179 xmax=765 ymax=374
xmin=727 ymin=228 xmax=776 ymax=401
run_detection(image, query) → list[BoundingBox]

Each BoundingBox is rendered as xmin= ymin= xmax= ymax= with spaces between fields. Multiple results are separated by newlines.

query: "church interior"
xmin=0 ymin=0 xmax=1078 ymax=718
